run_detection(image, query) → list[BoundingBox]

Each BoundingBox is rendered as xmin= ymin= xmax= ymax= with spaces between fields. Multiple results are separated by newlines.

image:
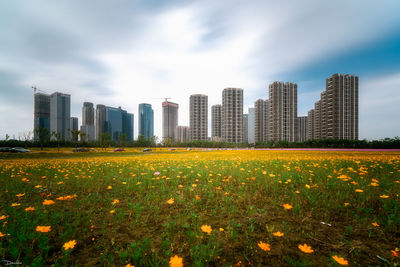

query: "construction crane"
xmin=32 ymin=86 xmax=48 ymax=94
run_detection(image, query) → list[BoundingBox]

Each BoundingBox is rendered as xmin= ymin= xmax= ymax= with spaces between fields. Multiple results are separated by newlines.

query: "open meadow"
xmin=0 ymin=149 xmax=400 ymax=266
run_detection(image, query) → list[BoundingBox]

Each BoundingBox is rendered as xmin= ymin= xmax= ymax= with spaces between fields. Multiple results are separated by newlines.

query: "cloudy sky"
xmin=1 ymin=0 xmax=400 ymax=140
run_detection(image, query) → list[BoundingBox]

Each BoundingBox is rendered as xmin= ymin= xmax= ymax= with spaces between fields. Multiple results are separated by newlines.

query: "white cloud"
xmin=359 ymin=72 xmax=400 ymax=140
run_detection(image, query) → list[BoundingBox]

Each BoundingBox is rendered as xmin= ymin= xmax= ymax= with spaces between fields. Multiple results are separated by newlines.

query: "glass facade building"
xmin=104 ymin=106 xmax=134 ymax=142
xmin=138 ymin=103 xmax=154 ymax=140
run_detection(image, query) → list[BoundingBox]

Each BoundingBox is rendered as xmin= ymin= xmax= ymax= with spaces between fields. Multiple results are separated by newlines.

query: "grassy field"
xmin=0 ymin=149 xmax=399 ymax=266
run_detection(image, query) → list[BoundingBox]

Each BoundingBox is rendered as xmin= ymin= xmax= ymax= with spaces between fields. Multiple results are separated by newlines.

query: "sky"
xmin=0 ymin=0 xmax=400 ymax=141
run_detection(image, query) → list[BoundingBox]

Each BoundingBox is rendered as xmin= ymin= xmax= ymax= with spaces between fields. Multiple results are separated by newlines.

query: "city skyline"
xmin=1 ymin=1 xmax=400 ymax=140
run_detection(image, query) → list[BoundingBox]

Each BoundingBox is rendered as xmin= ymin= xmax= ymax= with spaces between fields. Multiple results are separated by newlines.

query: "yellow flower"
xmin=258 ymin=241 xmax=270 ymax=251
xmin=166 ymin=198 xmax=174 ymax=204
xmin=380 ymin=195 xmax=389 ymax=199
xmin=112 ymin=199 xmax=120 ymax=205
xmin=332 ymin=255 xmax=348 ymax=265
xmin=219 ymin=228 xmax=224 ymax=232
xmin=25 ymin=207 xmax=35 ymax=211
xmin=283 ymin=204 xmax=293 ymax=210
xmin=107 ymin=186 xmax=112 ymax=190
xmin=273 ymin=231 xmax=284 ymax=237
xmin=11 ymin=203 xmax=21 ymax=207
xmin=201 ymin=225 xmax=212 ymax=234
xmin=344 ymin=202 xmax=350 ymax=206
xmin=63 ymin=240 xmax=77 ymax=250
xmin=125 ymin=264 xmax=134 ymax=267
xmin=43 ymin=199 xmax=55 ymax=205
xmin=110 ymin=210 xmax=115 ymax=214
xmin=169 ymin=255 xmax=183 ymax=267
xmin=298 ymin=244 xmax=314 ymax=253
xmin=355 ymin=189 xmax=363 ymax=193
xmin=36 ymin=226 xmax=51 ymax=232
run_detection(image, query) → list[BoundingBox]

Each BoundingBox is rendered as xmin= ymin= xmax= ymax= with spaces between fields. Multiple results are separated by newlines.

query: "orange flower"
xmin=0 ymin=215 xmax=8 ymax=220
xmin=125 ymin=264 xmax=134 ymax=267
xmin=371 ymin=222 xmax=379 ymax=227
xmin=283 ymin=204 xmax=293 ymax=210
xmin=166 ymin=198 xmax=174 ymax=204
xmin=344 ymin=203 xmax=350 ymax=206
xmin=57 ymin=195 xmax=77 ymax=200
xmin=112 ymin=199 xmax=120 ymax=205
xmin=36 ymin=226 xmax=51 ymax=232
xmin=63 ymin=240 xmax=77 ymax=250
xmin=11 ymin=203 xmax=21 ymax=207
xmin=0 ymin=232 xmax=5 ymax=237
xmin=332 ymin=255 xmax=348 ymax=265
xmin=391 ymin=248 xmax=399 ymax=257
xmin=110 ymin=210 xmax=115 ymax=214
xmin=258 ymin=241 xmax=271 ymax=251
xmin=355 ymin=189 xmax=363 ymax=193
xmin=195 ymin=195 xmax=200 ymax=200
xmin=25 ymin=207 xmax=35 ymax=211
xmin=380 ymin=195 xmax=389 ymax=199
xmin=201 ymin=225 xmax=212 ymax=234
xmin=43 ymin=199 xmax=55 ymax=205
xmin=169 ymin=255 xmax=183 ymax=267
xmin=298 ymin=244 xmax=314 ymax=253
xmin=16 ymin=193 xmax=25 ymax=197
xmin=273 ymin=231 xmax=284 ymax=237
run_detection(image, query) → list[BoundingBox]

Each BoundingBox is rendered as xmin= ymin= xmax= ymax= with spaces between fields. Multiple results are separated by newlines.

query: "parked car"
xmin=72 ymin=148 xmax=90 ymax=152
xmin=114 ymin=148 xmax=125 ymax=152
xmin=0 ymin=147 xmax=30 ymax=153
xmin=143 ymin=148 xmax=152 ymax=152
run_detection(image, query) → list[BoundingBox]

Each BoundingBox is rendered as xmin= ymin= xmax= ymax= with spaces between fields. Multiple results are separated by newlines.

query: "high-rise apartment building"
xmin=211 ymin=104 xmax=222 ymax=141
xmin=70 ymin=117 xmax=78 ymax=132
xmin=175 ymin=126 xmax=189 ymax=143
xmin=310 ymin=74 xmax=359 ymax=140
xmin=50 ymin=92 xmax=71 ymax=141
xmin=189 ymin=94 xmax=208 ymax=141
xmin=254 ymin=99 xmax=268 ymax=143
xmin=268 ymin=82 xmax=297 ymax=142
xmin=314 ymin=100 xmax=321 ymax=139
xmin=297 ymin=116 xmax=307 ymax=142
xmin=34 ymin=92 xmax=51 ymax=140
xmin=138 ymin=103 xmax=154 ymax=140
xmin=95 ymin=104 xmax=106 ymax=141
xmin=222 ymin=88 xmax=243 ymax=143
xmin=247 ymin=108 xmax=255 ymax=144
xmin=81 ymin=102 xmax=95 ymax=142
xmin=325 ymin=74 xmax=358 ymax=140
xmin=243 ymin=114 xmax=248 ymax=143
xmin=162 ymin=101 xmax=179 ymax=142
xmin=307 ymin=109 xmax=315 ymax=140
xmin=82 ymin=102 xmax=94 ymax=126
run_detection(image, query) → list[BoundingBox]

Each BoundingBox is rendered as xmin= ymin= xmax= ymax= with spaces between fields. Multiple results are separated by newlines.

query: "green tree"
xmin=100 ymin=132 xmax=111 ymax=150
xmin=34 ymin=127 xmax=50 ymax=150
xmin=119 ymin=133 xmax=127 ymax=148
xmin=51 ymin=131 xmax=62 ymax=152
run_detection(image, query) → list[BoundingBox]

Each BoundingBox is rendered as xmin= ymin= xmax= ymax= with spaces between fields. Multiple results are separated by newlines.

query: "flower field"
xmin=1 ymin=149 xmax=400 ymax=266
